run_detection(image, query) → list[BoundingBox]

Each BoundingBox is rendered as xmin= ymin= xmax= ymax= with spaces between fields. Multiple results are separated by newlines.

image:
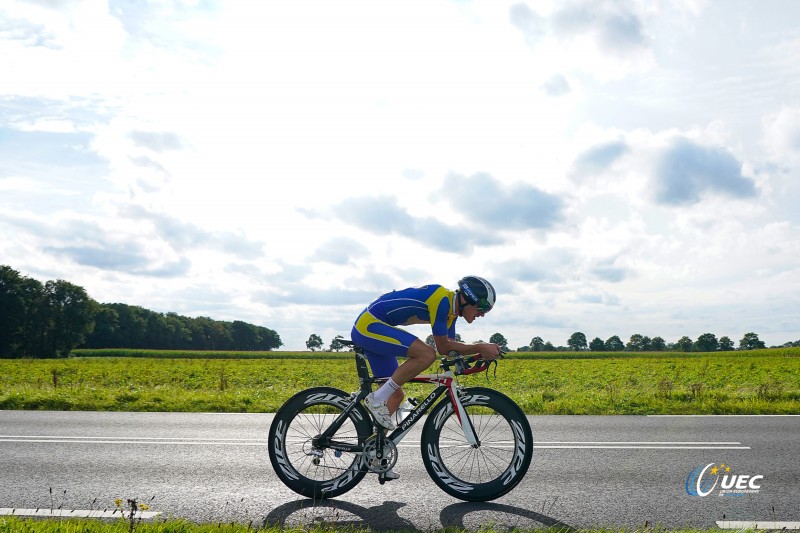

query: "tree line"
xmin=1 ymin=265 xmax=282 ymax=358
xmin=305 ymin=329 xmax=797 ymax=354
xmin=433 ymin=332 xmax=784 ymax=353
xmin=518 ymin=331 xmax=796 ymax=352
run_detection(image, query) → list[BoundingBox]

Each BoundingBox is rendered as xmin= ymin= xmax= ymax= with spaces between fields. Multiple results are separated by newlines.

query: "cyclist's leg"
xmin=351 ymin=311 xmax=421 ymax=414
xmin=380 ymin=340 xmax=436 ymax=413
xmin=350 ymin=313 xmax=406 ymax=378
xmin=391 ymin=338 xmax=437 ymax=385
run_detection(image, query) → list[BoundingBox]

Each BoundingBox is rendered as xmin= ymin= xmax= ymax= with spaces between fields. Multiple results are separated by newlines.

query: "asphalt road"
xmin=1 ymin=410 xmax=798 ymax=530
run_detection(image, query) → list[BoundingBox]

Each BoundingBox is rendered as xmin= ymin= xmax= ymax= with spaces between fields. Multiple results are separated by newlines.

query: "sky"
xmin=1 ymin=0 xmax=799 ymax=351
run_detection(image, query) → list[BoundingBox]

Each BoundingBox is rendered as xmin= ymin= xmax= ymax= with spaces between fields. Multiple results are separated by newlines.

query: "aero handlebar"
xmin=440 ymin=350 xmax=506 ymax=376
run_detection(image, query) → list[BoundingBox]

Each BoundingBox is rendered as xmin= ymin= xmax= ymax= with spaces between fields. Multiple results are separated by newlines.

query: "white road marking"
xmin=649 ymin=414 xmax=800 ymax=417
xmin=0 ymin=436 xmax=265 ymax=446
xmin=536 ymin=445 xmax=750 ymax=449
xmin=0 ymin=435 xmax=263 ymax=441
xmin=537 ymin=441 xmax=742 ymax=444
xmin=717 ymin=521 xmax=800 ymax=530
xmin=0 ymin=436 xmax=749 ymax=449
xmin=0 ymin=508 xmax=160 ymax=519
xmin=535 ymin=441 xmax=749 ymax=449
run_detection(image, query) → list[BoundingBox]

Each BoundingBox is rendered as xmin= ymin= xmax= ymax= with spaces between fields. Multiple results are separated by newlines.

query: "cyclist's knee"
xmin=408 ymin=340 xmax=436 ymax=366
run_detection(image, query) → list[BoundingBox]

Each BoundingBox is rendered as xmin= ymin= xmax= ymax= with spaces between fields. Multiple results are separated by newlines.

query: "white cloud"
xmin=551 ymin=0 xmax=651 ymax=53
xmin=509 ymin=3 xmax=546 ymax=46
xmin=1 ymin=0 xmax=799 ymax=350
xmin=541 ymin=73 xmax=571 ymax=97
xmin=762 ymin=106 xmax=800 ymax=161
xmin=652 ymin=137 xmax=757 ymax=205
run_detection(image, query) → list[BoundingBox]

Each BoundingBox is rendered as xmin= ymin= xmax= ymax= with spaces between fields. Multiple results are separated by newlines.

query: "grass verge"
xmin=1 ymin=349 xmax=798 ymax=414
xmin=0 ymin=517 xmax=750 ymax=533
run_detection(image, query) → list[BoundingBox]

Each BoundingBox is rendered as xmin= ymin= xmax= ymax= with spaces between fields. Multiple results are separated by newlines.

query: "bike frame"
xmin=313 ymin=350 xmax=480 ymax=457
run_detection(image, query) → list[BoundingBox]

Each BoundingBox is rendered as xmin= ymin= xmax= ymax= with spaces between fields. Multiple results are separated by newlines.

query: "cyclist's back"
xmin=365 ymin=284 xmax=454 ymax=331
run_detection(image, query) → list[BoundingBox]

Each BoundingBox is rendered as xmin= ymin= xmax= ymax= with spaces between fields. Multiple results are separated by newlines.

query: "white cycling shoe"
xmin=364 ymin=393 xmax=396 ymax=430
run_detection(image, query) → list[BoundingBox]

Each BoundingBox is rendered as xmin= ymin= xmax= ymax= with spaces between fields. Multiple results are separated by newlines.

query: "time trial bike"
xmin=267 ymin=339 xmax=533 ymax=502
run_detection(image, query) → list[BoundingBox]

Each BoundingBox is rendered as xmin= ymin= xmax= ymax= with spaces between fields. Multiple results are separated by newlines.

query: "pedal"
xmin=380 ymin=470 xmax=400 ymax=481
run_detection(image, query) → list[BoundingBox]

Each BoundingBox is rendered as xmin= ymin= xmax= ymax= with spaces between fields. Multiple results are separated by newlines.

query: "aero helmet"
xmin=457 ymin=276 xmax=496 ymax=312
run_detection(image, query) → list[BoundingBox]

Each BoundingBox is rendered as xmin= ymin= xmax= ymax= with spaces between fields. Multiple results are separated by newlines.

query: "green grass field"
xmin=2 ymin=348 xmax=799 ymax=414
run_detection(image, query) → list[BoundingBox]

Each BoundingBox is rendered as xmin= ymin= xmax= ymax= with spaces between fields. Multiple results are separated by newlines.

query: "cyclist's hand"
xmin=478 ymin=343 xmax=502 ymax=360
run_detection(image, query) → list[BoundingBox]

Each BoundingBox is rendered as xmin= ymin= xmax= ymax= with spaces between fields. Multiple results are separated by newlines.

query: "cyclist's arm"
xmin=428 ymin=290 xmax=499 ymax=358
xmin=433 ymin=336 xmax=501 ymax=360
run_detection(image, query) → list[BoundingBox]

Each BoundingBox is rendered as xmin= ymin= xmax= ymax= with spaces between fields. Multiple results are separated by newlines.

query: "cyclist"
xmin=350 ymin=276 xmax=501 ymax=435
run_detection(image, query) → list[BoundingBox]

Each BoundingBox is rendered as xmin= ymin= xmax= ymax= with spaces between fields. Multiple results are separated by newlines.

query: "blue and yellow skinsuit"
xmin=351 ymin=285 xmax=457 ymax=377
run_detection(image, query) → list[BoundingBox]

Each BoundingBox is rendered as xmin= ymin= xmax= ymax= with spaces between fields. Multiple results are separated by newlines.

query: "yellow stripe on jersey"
xmin=354 ymin=310 xmax=403 ymax=345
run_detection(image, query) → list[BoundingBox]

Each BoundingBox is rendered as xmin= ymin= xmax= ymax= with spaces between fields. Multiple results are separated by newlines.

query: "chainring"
xmin=362 ymin=435 xmax=398 ymax=473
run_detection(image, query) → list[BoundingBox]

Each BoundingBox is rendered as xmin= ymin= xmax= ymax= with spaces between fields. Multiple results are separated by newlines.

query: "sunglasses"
xmin=477 ymin=299 xmax=493 ymax=312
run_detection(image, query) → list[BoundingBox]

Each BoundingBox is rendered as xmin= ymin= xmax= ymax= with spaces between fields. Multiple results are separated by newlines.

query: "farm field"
xmin=1 ymin=348 xmax=799 ymax=414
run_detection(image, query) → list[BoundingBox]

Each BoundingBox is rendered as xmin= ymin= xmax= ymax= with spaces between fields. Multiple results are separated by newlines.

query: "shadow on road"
xmin=441 ymin=501 xmax=575 ymax=532
xmin=263 ymin=498 xmax=575 ymax=532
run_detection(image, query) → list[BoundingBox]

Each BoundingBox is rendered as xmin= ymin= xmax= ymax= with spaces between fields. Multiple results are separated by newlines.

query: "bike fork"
xmin=449 ymin=387 xmax=481 ymax=447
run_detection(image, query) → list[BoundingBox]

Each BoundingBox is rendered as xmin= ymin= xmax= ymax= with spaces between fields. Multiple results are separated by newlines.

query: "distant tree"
xmin=641 ymin=336 xmax=652 ymax=351
xmin=165 ymin=312 xmax=191 ymax=348
xmin=694 ymin=333 xmax=718 ymax=352
xmin=111 ymin=304 xmax=148 ymax=347
xmin=718 ymin=336 xmax=734 ymax=351
xmin=330 ymin=335 xmax=345 ymax=352
xmin=20 ymin=277 xmax=49 ymax=357
xmin=650 ymin=336 xmax=666 ymax=351
xmin=254 ymin=325 xmax=282 ymax=351
xmin=306 ymin=333 xmax=323 ymax=351
xmin=489 ymin=332 xmax=509 ymax=351
xmin=0 ymin=266 xmax=27 ymax=357
xmin=605 ymin=335 xmax=624 ymax=351
xmin=626 ymin=334 xmax=645 ymax=352
xmin=84 ymin=306 xmax=119 ymax=348
xmin=529 ymin=336 xmax=545 ymax=351
xmin=43 ymin=279 xmax=97 ymax=357
xmin=567 ymin=332 xmax=587 ymax=351
xmin=3 ymin=265 xmax=283 ymax=355
xmin=145 ymin=312 xmax=173 ymax=349
xmin=229 ymin=320 xmax=259 ymax=350
xmin=184 ymin=316 xmax=214 ymax=349
xmin=739 ymin=332 xmax=765 ymax=351
xmin=676 ymin=336 xmax=693 ymax=352
xmin=0 ymin=274 xmax=98 ymax=358
xmin=543 ymin=341 xmax=555 ymax=351
xmin=589 ymin=337 xmax=605 ymax=351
